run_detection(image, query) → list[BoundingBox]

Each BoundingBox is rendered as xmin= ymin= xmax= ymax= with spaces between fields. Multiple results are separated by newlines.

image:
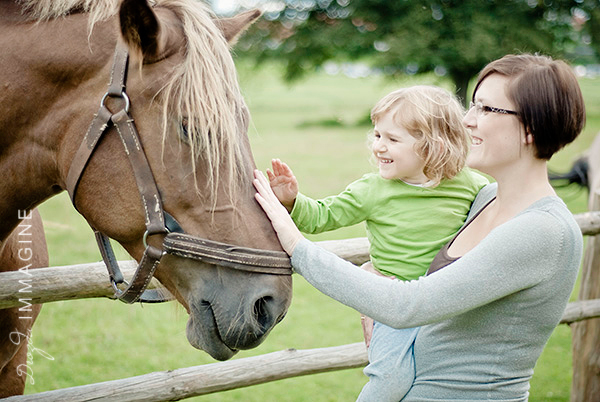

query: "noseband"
xmin=65 ymin=43 xmax=292 ymax=304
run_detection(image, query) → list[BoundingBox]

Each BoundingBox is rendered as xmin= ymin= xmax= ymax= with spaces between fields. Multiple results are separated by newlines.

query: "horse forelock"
xmin=158 ymin=0 xmax=246 ymax=205
xmin=19 ymin=0 xmax=247 ymax=204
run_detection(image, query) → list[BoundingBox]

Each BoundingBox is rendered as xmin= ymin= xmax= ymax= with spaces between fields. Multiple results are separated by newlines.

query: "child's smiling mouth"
xmin=471 ymin=136 xmax=483 ymax=146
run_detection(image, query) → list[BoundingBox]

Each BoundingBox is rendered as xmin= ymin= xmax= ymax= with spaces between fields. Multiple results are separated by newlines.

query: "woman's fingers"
xmin=254 ymin=170 xmax=276 ymax=200
xmin=254 ymin=170 xmax=283 ymax=207
xmin=254 ymin=169 xmax=303 ymax=255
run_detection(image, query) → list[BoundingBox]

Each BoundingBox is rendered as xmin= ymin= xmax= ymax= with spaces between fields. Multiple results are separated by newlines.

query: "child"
xmin=267 ymin=86 xmax=488 ymax=401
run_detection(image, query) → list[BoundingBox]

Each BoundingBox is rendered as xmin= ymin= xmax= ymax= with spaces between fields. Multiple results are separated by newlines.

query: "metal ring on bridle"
xmin=111 ymin=277 xmax=129 ymax=294
xmin=101 ymin=91 xmax=130 ymax=113
xmin=142 ymin=230 xmax=150 ymax=248
xmin=143 ymin=228 xmax=170 ymax=248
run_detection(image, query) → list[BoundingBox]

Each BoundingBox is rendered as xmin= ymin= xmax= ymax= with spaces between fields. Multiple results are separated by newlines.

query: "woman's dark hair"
xmin=473 ymin=54 xmax=586 ymax=160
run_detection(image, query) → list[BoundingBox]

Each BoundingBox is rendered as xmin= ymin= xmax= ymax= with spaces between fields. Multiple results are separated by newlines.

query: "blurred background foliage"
xmin=217 ymin=0 xmax=600 ymax=104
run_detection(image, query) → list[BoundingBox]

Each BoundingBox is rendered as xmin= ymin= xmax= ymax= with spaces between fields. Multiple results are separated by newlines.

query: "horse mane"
xmin=18 ymin=0 xmax=246 ymax=204
xmin=17 ymin=0 xmax=119 ymax=26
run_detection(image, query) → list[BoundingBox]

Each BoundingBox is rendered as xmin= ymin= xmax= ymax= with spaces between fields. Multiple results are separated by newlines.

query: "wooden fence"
xmin=2 ymin=211 xmax=600 ymax=401
xmin=571 ymin=133 xmax=600 ymax=401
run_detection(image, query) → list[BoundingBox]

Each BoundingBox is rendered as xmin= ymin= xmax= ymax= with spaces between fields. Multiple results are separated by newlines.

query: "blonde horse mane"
xmin=18 ymin=0 xmax=246 ymax=204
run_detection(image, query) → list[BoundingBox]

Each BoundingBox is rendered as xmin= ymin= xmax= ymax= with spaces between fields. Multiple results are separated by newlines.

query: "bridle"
xmin=65 ymin=42 xmax=292 ymax=304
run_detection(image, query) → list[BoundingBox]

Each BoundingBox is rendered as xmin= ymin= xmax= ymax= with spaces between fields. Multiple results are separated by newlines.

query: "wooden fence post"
xmin=571 ymin=132 xmax=600 ymax=401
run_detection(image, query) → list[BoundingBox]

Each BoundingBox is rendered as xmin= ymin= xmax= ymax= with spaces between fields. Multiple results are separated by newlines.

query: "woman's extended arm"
xmin=255 ymin=169 xmax=579 ymax=328
xmin=290 ymin=204 xmax=574 ymax=329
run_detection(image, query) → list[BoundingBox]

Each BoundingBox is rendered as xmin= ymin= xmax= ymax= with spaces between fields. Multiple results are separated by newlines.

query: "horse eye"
xmin=179 ymin=118 xmax=190 ymax=142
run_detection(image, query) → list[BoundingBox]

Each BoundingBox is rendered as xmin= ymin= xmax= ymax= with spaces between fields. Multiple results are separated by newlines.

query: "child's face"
xmin=372 ymin=112 xmax=427 ymax=184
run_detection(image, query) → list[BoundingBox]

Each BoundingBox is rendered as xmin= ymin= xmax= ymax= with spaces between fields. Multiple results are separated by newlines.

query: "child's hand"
xmin=267 ymin=159 xmax=299 ymax=212
xmin=361 ymin=315 xmax=374 ymax=348
xmin=359 ymin=262 xmax=393 ymax=348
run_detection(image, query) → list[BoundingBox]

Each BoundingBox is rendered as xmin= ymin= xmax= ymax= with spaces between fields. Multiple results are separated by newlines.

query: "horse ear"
xmin=119 ymin=0 xmax=160 ymax=60
xmin=215 ymin=9 xmax=262 ymax=45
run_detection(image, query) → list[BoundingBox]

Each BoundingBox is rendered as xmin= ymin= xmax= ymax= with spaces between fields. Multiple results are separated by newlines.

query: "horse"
xmin=0 ymin=210 xmax=48 ymax=396
xmin=0 ymin=0 xmax=293 ymax=395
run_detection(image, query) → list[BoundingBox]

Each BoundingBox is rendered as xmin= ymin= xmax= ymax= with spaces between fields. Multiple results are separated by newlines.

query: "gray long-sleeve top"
xmin=291 ymin=184 xmax=582 ymax=400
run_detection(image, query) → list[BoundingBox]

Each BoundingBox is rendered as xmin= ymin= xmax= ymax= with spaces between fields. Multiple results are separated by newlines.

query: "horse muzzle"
xmin=185 ymin=273 xmax=290 ymax=360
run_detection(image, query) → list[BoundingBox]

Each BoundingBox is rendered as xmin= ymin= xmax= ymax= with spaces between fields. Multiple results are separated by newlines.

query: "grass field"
xmin=23 ymin=63 xmax=600 ymax=401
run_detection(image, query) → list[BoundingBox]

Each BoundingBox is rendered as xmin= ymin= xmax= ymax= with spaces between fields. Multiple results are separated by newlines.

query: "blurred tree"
xmin=234 ymin=0 xmax=596 ymax=104
xmin=585 ymin=0 xmax=600 ymax=55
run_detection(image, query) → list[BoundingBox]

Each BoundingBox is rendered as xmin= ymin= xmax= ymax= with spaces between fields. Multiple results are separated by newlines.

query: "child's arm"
xmin=266 ymin=160 xmax=371 ymax=234
xmin=267 ymin=159 xmax=298 ymax=212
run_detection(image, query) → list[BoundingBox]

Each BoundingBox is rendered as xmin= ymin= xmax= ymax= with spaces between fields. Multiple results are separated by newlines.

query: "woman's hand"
xmin=254 ymin=169 xmax=304 ymax=256
xmin=267 ymin=159 xmax=299 ymax=212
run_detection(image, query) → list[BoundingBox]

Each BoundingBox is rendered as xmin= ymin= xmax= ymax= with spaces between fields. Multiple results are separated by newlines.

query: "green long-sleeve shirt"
xmin=290 ymin=168 xmax=488 ymax=280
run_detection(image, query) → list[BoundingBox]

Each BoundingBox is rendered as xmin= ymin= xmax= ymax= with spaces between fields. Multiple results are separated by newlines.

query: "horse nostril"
xmin=253 ymin=296 xmax=274 ymax=331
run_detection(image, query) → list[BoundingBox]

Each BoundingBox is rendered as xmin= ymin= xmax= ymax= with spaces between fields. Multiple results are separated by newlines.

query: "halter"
xmin=65 ymin=42 xmax=292 ymax=304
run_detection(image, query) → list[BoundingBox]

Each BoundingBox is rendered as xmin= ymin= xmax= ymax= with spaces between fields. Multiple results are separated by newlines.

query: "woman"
xmin=254 ymin=53 xmax=585 ymax=400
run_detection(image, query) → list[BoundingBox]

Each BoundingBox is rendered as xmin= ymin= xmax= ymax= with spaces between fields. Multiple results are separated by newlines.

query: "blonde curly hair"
xmin=370 ymin=86 xmax=470 ymax=187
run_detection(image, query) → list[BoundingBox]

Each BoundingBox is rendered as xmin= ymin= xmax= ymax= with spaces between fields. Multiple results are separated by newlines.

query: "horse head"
xmin=2 ymin=0 xmax=292 ymax=361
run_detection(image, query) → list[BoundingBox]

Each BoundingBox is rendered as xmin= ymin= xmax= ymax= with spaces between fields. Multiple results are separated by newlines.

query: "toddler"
xmin=268 ymin=86 xmax=488 ymax=401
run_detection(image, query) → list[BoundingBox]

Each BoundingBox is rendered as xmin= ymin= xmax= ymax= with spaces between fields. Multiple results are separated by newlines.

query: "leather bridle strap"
xmin=66 ymin=43 xmax=130 ymax=199
xmin=163 ymin=233 xmax=294 ymax=275
xmin=65 ymin=43 xmax=292 ymax=304
xmin=66 ymin=43 xmax=169 ymax=303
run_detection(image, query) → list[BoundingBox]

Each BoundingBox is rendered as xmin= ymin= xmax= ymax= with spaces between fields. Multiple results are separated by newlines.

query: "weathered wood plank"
xmin=0 ymin=239 xmax=371 ymax=309
xmin=313 ymin=237 xmax=370 ymax=265
xmin=575 ymin=210 xmax=600 ymax=235
xmin=560 ymin=299 xmax=600 ymax=324
xmin=0 ymin=261 xmax=162 ymax=309
xmin=4 ymin=342 xmax=368 ymax=402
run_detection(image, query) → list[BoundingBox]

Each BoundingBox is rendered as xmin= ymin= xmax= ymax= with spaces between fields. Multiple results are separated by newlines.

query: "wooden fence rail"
xmin=2 ymin=343 xmax=369 ymax=402
xmin=0 ymin=211 xmax=599 ymax=310
xmin=0 ymin=237 xmax=372 ymax=310
xmin=574 ymin=210 xmax=600 ymax=235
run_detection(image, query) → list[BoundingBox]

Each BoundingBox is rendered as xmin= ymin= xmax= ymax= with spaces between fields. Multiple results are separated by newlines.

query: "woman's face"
xmin=463 ymin=73 xmax=525 ymax=176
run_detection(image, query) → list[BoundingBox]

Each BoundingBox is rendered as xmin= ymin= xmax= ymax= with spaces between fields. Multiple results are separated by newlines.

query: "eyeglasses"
xmin=469 ymin=101 xmax=517 ymax=117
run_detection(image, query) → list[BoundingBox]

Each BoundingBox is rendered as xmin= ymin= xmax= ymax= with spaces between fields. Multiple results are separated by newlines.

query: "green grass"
xmin=24 ymin=65 xmax=600 ymax=401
